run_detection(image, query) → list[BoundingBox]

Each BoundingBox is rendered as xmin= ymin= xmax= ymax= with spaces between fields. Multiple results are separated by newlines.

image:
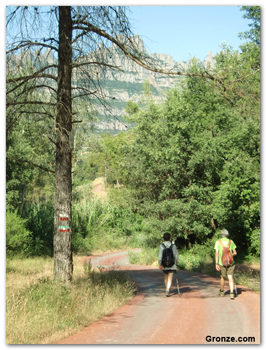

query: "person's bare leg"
xmin=164 ymin=274 xmax=168 ymax=289
xmin=166 ymin=273 xmax=173 ymax=291
xmin=220 ymin=276 xmax=225 ymax=292
xmin=228 ymin=275 xmax=234 ymax=293
xmin=164 ymin=274 xmax=169 ymax=296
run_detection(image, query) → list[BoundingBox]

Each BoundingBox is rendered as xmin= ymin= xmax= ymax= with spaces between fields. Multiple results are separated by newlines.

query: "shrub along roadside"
xmin=6 ymin=203 xmax=54 ymax=258
xmin=6 ymin=256 xmax=136 ymax=344
xmin=178 ymin=248 xmax=260 ymax=293
xmin=6 ymin=210 xmax=33 ymax=257
xmin=6 ymin=197 xmax=154 ymax=258
xmin=71 ymin=197 xmax=154 ymax=254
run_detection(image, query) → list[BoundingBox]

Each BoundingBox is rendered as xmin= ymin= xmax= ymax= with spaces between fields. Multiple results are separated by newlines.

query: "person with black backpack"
xmin=158 ymin=232 xmax=179 ymax=297
xmin=215 ymin=229 xmax=237 ymax=300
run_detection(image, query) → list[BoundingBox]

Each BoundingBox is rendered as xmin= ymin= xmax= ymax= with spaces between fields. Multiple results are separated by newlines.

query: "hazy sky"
xmin=127 ymin=5 xmax=252 ymax=62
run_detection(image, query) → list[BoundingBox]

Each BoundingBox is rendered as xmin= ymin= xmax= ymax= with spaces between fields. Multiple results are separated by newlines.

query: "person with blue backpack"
xmin=158 ymin=232 xmax=179 ymax=297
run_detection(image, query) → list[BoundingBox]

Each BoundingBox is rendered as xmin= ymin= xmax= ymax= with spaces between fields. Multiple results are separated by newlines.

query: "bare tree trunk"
xmin=53 ymin=6 xmax=73 ymax=283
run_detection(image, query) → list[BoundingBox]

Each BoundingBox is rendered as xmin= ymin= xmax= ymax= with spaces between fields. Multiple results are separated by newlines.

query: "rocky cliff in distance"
xmin=94 ymin=35 xmax=216 ymax=133
xmin=10 ymin=36 xmax=216 ymax=134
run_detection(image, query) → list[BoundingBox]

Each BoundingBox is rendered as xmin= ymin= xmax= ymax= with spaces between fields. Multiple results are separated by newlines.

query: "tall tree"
xmin=53 ymin=7 xmax=73 ymax=282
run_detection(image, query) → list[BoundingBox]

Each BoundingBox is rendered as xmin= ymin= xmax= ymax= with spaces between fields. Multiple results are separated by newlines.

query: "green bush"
xmin=128 ymin=247 xmax=158 ymax=266
xmin=7 ymin=196 xmax=153 ymax=258
xmin=6 ymin=210 xmax=32 ymax=257
xmin=249 ymin=229 xmax=260 ymax=256
xmin=72 ymin=232 xmax=93 ymax=255
xmin=71 ymin=197 xmax=154 ymax=254
xmin=24 ymin=202 xmax=54 ymax=256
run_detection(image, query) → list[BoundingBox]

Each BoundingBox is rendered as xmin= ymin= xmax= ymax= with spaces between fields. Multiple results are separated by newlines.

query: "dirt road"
xmin=57 ymin=251 xmax=260 ymax=345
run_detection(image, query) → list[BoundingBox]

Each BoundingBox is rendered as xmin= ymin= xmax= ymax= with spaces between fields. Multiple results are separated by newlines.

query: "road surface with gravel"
xmin=57 ymin=250 xmax=260 ymax=345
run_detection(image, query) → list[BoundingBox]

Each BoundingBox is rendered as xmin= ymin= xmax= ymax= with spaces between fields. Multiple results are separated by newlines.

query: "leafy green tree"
xmin=235 ymin=6 xmax=261 ymax=72
xmin=121 ymin=50 xmax=260 ymax=254
xmin=239 ymin=6 xmax=260 ymax=45
xmin=122 ymin=72 xmax=226 ymax=243
xmin=6 ymin=61 xmax=55 ymax=212
xmin=6 ymin=210 xmax=33 ymax=257
xmin=97 ymin=131 xmax=134 ymax=185
xmin=6 ymin=112 xmax=55 ymax=213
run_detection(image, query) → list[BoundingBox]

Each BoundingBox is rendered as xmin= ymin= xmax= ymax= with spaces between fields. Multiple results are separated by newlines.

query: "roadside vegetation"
xmin=6 ymin=256 xmax=136 ymax=344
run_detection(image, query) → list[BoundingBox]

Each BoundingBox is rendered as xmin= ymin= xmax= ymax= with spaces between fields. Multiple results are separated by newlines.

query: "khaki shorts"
xmin=220 ymin=264 xmax=235 ymax=278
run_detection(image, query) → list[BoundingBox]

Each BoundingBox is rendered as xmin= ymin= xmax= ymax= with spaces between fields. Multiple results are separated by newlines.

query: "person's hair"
xmin=163 ymin=232 xmax=171 ymax=241
xmin=221 ymin=229 xmax=229 ymax=238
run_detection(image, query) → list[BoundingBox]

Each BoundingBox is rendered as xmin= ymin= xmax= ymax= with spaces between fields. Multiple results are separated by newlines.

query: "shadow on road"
xmin=123 ymin=268 xmax=250 ymax=299
xmin=88 ymin=251 xmax=251 ymax=300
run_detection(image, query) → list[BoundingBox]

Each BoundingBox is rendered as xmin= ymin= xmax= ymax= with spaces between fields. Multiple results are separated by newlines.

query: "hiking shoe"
xmin=230 ymin=293 xmax=235 ymax=300
xmin=219 ymin=290 xmax=225 ymax=297
xmin=166 ymin=290 xmax=170 ymax=297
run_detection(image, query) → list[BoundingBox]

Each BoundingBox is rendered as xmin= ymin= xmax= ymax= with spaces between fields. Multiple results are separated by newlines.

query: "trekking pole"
xmin=234 ymin=268 xmax=238 ymax=297
xmin=175 ymin=271 xmax=181 ymax=297
xmin=234 ymin=260 xmax=238 ymax=297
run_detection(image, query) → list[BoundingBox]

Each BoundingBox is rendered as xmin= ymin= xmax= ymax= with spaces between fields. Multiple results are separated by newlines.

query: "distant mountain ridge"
xmin=9 ymin=35 xmax=216 ymax=133
xmin=91 ymin=35 xmax=216 ymax=133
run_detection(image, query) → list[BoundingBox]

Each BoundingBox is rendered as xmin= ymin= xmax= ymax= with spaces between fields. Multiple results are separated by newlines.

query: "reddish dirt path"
xmin=57 ymin=251 xmax=260 ymax=345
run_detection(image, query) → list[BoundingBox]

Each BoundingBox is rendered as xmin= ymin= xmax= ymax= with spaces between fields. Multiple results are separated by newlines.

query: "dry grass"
xmin=234 ymin=261 xmax=260 ymax=293
xmin=6 ymin=256 xmax=136 ymax=344
xmin=6 ymin=257 xmax=53 ymax=292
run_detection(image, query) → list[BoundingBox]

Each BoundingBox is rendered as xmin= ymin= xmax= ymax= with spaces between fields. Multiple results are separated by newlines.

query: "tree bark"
xmin=53 ymin=6 xmax=73 ymax=283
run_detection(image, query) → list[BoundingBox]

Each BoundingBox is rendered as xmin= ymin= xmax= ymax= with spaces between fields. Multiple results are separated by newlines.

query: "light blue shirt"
xmin=158 ymin=241 xmax=179 ymax=270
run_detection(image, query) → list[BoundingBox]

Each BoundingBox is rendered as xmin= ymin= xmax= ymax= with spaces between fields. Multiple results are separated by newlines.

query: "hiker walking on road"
xmin=215 ymin=229 xmax=237 ymax=300
xmin=158 ymin=232 xmax=179 ymax=297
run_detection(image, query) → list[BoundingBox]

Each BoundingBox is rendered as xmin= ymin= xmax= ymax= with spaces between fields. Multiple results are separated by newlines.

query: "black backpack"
xmin=161 ymin=243 xmax=175 ymax=268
